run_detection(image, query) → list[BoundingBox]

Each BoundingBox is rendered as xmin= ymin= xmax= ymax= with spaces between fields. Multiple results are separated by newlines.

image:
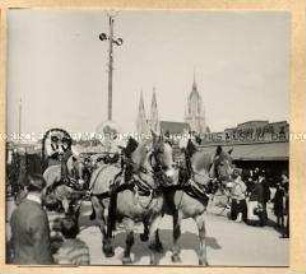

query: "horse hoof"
xmin=150 ymin=258 xmax=158 ymax=265
xmin=122 ymin=257 xmax=132 ymax=265
xmin=103 ymin=247 xmax=114 ymax=257
xmin=155 ymin=243 xmax=164 ymax=253
xmin=140 ymin=233 xmax=149 ymax=242
xmin=199 ymin=260 xmax=209 ymax=266
xmin=171 ymin=254 xmax=181 ymax=263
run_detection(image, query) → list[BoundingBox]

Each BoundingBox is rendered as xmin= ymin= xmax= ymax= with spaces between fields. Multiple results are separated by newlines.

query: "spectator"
xmin=229 ymin=168 xmax=248 ymax=223
xmin=242 ymin=169 xmax=254 ymax=197
xmin=53 ymin=217 xmax=90 ymax=265
xmin=279 ymin=172 xmax=289 ymax=238
xmin=272 ymin=177 xmax=286 ymax=230
xmin=9 ymin=174 xmax=53 ymax=264
xmin=256 ymin=170 xmax=270 ymax=226
xmin=248 ymin=171 xmax=266 ymax=226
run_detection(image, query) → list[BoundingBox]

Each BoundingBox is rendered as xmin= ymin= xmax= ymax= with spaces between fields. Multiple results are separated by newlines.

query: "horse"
xmin=89 ymin=133 xmax=176 ymax=265
xmin=143 ymin=141 xmax=234 ymax=266
xmin=42 ymin=154 xmax=87 ymax=215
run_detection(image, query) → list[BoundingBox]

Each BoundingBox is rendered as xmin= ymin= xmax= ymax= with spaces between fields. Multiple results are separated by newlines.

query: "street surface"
xmin=6 ymin=197 xmax=288 ymax=266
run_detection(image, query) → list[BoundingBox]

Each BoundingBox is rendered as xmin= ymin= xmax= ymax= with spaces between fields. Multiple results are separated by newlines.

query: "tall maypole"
xmin=99 ymin=13 xmax=123 ymax=121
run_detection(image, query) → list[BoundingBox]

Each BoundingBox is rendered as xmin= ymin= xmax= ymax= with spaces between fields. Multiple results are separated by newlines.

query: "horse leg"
xmin=154 ymin=229 xmax=164 ymax=253
xmin=148 ymin=215 xmax=162 ymax=265
xmin=91 ymin=196 xmax=114 ymax=257
xmin=122 ymin=218 xmax=135 ymax=265
xmin=141 ymin=219 xmax=163 ymax=252
xmin=140 ymin=217 xmax=149 ymax=242
xmin=195 ymin=213 xmax=208 ymax=266
xmin=171 ymin=211 xmax=182 ymax=263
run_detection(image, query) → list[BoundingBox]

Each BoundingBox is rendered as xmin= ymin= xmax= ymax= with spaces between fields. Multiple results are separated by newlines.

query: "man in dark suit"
xmin=10 ymin=174 xmax=53 ymax=265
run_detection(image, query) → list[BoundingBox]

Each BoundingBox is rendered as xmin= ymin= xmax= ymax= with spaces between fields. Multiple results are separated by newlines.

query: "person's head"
xmin=231 ymin=168 xmax=242 ymax=180
xmin=27 ymin=174 xmax=46 ymax=196
xmin=60 ymin=217 xmax=79 ymax=239
xmin=281 ymin=172 xmax=289 ymax=184
xmin=258 ymin=170 xmax=265 ymax=180
xmin=281 ymin=171 xmax=289 ymax=179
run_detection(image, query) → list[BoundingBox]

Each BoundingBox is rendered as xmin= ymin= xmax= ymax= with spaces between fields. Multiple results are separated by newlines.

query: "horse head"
xmin=211 ymin=146 xmax=234 ymax=183
xmin=130 ymin=132 xmax=177 ymax=189
xmin=149 ymin=131 xmax=177 ymax=187
xmin=66 ymin=155 xmax=86 ymax=189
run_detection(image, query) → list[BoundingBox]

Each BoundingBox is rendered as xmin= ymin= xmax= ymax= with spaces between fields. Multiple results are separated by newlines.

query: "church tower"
xmin=185 ymin=76 xmax=207 ymax=134
xmin=136 ymin=91 xmax=148 ymax=136
xmin=149 ymin=87 xmax=160 ymax=133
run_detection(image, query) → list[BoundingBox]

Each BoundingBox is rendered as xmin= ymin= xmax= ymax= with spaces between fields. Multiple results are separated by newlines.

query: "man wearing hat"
xmin=9 ymin=174 xmax=53 ymax=264
xmin=229 ymin=168 xmax=248 ymax=223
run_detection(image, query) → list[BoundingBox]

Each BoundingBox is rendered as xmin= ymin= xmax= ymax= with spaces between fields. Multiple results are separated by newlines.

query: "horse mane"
xmin=124 ymin=137 xmax=139 ymax=158
xmin=186 ymin=139 xmax=197 ymax=158
xmin=131 ymin=139 xmax=150 ymax=170
xmin=192 ymin=150 xmax=214 ymax=172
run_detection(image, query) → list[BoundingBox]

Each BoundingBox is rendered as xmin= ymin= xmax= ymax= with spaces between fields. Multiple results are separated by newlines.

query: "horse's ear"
xmin=160 ymin=128 xmax=165 ymax=141
xmin=151 ymin=129 xmax=161 ymax=144
xmin=151 ymin=129 xmax=157 ymax=141
xmin=216 ymin=145 xmax=222 ymax=156
xmin=228 ymin=148 xmax=233 ymax=155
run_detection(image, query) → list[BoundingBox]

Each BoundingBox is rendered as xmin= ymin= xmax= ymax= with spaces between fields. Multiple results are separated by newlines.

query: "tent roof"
xmin=200 ymin=142 xmax=289 ymax=161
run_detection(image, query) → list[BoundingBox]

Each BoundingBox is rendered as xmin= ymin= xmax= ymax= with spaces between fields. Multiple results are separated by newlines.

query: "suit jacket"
xmin=249 ymin=183 xmax=264 ymax=204
xmin=10 ymin=199 xmax=53 ymax=265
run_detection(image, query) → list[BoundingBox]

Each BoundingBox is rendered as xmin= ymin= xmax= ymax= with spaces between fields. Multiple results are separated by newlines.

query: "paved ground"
xmin=6 ymin=197 xmax=289 ymax=266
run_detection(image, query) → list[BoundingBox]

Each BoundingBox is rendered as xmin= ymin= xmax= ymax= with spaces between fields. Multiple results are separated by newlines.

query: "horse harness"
xmin=176 ymin=151 xmax=221 ymax=206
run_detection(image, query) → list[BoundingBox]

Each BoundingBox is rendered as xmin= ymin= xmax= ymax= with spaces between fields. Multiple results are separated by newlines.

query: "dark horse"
xmin=143 ymin=141 xmax=234 ymax=265
xmin=89 ymin=133 xmax=176 ymax=265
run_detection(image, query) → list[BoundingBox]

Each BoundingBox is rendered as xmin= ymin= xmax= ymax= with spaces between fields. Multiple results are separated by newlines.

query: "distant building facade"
xmin=203 ymin=120 xmax=289 ymax=146
xmin=199 ymin=120 xmax=289 ymax=176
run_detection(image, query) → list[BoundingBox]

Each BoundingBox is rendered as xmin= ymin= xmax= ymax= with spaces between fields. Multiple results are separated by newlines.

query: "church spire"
xmin=150 ymin=87 xmax=160 ymax=133
xmin=136 ymin=90 xmax=148 ymax=136
xmin=192 ymin=67 xmax=197 ymax=91
xmin=185 ymin=70 xmax=207 ymax=134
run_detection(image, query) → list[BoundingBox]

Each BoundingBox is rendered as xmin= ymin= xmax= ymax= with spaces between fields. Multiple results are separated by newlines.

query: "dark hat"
xmin=258 ymin=170 xmax=266 ymax=177
xmin=28 ymin=174 xmax=46 ymax=191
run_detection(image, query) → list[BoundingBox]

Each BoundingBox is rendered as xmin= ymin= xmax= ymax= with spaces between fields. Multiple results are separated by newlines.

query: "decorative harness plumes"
xmin=42 ymin=128 xmax=72 ymax=170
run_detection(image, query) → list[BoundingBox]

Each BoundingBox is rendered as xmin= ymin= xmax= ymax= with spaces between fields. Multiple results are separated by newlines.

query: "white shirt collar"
xmin=27 ymin=193 xmax=42 ymax=205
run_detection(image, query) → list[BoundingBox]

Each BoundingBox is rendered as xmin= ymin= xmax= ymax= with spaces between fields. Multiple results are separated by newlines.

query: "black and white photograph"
xmin=5 ymin=10 xmax=290 ymax=266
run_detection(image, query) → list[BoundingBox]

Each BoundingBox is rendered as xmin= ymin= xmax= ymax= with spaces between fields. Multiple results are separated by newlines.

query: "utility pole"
xmin=18 ymin=98 xmax=22 ymax=143
xmin=99 ymin=14 xmax=123 ymax=121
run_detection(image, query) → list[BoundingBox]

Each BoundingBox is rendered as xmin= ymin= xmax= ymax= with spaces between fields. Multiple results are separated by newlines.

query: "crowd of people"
xmin=225 ymin=167 xmax=289 ymax=238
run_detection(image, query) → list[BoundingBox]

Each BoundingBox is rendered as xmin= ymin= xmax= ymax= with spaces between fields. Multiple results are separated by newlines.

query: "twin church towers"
xmin=136 ymin=76 xmax=208 ymax=136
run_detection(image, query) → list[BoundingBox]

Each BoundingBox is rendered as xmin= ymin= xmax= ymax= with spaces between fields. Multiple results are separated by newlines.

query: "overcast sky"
xmin=7 ymin=10 xmax=290 ymax=138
